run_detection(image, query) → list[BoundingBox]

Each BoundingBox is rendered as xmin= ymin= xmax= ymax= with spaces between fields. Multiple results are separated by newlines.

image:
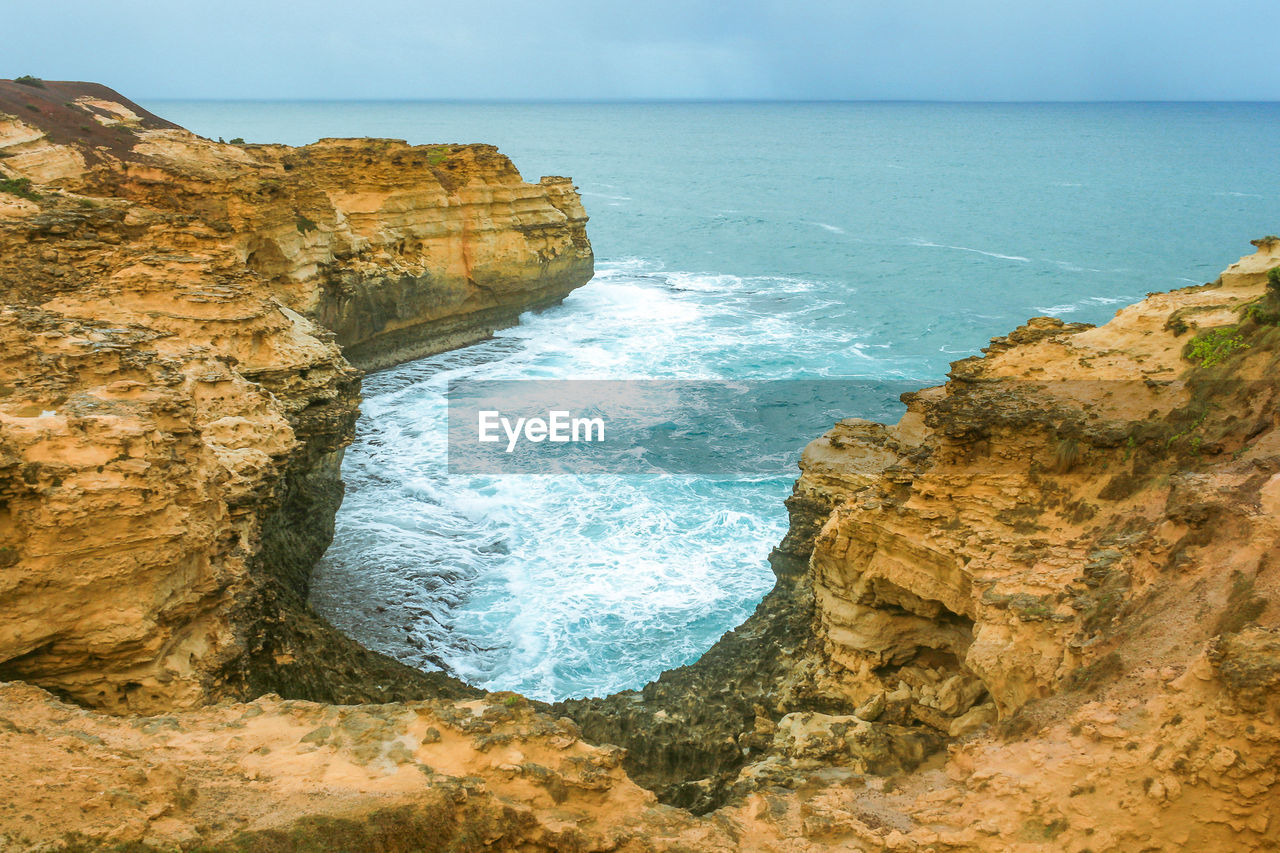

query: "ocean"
xmin=150 ymin=100 xmax=1280 ymax=700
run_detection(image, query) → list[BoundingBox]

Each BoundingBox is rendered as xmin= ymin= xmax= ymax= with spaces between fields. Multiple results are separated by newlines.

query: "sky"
xmin=7 ymin=0 xmax=1278 ymax=101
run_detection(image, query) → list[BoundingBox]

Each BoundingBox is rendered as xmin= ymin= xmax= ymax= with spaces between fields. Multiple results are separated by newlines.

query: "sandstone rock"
xmin=1208 ymin=626 xmax=1280 ymax=716
xmin=772 ymin=712 xmax=942 ymax=775
xmin=947 ymin=701 xmax=997 ymax=737
xmin=3 ymin=81 xmax=1280 ymax=851
xmin=0 ymin=82 xmax=589 ymax=712
xmin=855 ymin=692 xmax=886 ymax=721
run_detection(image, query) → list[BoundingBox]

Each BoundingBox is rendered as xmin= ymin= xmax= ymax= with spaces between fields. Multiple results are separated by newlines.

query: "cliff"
xmin=0 ymin=80 xmax=593 ymax=371
xmin=0 ymin=80 xmax=589 ymax=713
xmin=3 ymin=236 xmax=1274 ymax=851
xmin=561 ymin=239 xmax=1280 ymax=849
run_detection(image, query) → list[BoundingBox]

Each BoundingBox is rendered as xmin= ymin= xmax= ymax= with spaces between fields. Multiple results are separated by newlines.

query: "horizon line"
xmin=137 ymin=96 xmax=1280 ymax=106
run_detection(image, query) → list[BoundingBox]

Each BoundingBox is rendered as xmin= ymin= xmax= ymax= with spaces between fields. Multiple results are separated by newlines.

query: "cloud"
xmin=5 ymin=0 xmax=1278 ymax=100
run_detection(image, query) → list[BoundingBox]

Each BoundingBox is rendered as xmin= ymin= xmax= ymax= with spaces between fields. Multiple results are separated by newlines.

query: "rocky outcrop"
xmin=2 ymin=237 xmax=1277 ymax=850
xmin=0 ymin=682 xmax=659 ymax=851
xmin=0 ymin=80 xmax=589 ymax=713
xmin=0 ymin=80 xmax=592 ymax=371
xmin=559 ymin=240 xmax=1280 ymax=849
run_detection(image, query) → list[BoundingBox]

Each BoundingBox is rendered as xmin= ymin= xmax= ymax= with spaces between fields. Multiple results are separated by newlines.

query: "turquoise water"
xmin=153 ymin=101 xmax=1280 ymax=699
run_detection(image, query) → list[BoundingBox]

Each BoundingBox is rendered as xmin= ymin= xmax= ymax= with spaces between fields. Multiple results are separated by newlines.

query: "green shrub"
xmin=1268 ymin=266 xmax=1280 ymax=298
xmin=229 ymin=137 xmax=246 ymax=145
xmin=1244 ymin=301 xmax=1280 ymax=326
xmin=13 ymin=75 xmax=44 ymax=88
xmin=1185 ymin=327 xmax=1249 ymax=367
xmin=0 ymin=177 xmax=39 ymax=201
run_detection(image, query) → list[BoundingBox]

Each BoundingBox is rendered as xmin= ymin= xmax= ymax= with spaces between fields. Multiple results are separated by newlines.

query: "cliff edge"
xmin=0 ymin=79 xmax=593 ymax=371
xmin=0 ymin=80 xmax=590 ymax=713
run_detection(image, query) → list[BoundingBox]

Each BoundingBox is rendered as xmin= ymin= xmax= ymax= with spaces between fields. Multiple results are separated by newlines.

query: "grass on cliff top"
xmin=1185 ymin=327 xmax=1250 ymax=367
xmin=13 ymin=75 xmax=44 ymax=88
xmin=1182 ymin=275 xmax=1280 ymax=368
xmin=0 ymin=176 xmax=39 ymax=201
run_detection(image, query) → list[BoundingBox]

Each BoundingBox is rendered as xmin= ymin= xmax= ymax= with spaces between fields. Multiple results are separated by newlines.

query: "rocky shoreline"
xmin=1 ymin=84 xmax=1278 ymax=851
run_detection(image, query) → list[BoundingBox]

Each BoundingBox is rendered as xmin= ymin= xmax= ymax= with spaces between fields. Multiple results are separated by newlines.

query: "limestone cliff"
xmin=4 ymin=239 xmax=1275 ymax=852
xmin=0 ymin=80 xmax=589 ymax=713
xmin=0 ymin=79 xmax=593 ymax=371
xmin=561 ymin=239 xmax=1280 ymax=849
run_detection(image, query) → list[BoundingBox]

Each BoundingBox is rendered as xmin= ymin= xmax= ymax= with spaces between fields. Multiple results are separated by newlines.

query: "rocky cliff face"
xmin=560 ymin=240 xmax=1280 ymax=849
xmin=0 ymin=80 xmax=589 ymax=713
xmin=4 ymin=239 xmax=1274 ymax=851
xmin=0 ymin=80 xmax=592 ymax=371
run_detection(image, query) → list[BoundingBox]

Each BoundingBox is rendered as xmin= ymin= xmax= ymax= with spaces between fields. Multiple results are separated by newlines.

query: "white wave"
xmin=1215 ymin=191 xmax=1263 ymax=199
xmin=664 ymin=271 xmax=745 ymax=292
xmin=580 ymin=190 xmax=633 ymax=201
xmin=811 ymin=222 xmax=846 ymax=234
xmin=911 ymin=239 xmax=1030 ymax=263
xmin=1052 ymin=260 xmax=1105 ymax=273
xmin=1034 ymin=294 xmax=1136 ymax=315
xmin=595 ymin=257 xmax=660 ymax=275
xmin=311 ymin=262 xmax=899 ymax=699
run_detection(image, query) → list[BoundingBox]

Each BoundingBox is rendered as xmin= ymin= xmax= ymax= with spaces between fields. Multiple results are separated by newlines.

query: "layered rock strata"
xmin=0 ymin=80 xmax=590 ymax=713
xmin=560 ymin=239 xmax=1280 ymax=849
xmin=5 ymin=240 xmax=1275 ymax=851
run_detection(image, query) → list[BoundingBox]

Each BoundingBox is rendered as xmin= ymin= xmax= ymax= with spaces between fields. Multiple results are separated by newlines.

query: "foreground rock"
xmin=0 ymin=683 xmax=661 ymax=851
xmin=0 ymin=80 xmax=589 ymax=712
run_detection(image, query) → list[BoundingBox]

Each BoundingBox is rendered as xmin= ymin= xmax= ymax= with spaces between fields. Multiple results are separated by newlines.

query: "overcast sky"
xmin=8 ymin=0 xmax=1278 ymax=101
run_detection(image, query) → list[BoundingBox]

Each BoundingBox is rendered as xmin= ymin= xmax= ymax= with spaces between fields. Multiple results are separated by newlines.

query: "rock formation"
xmin=2 ymin=80 xmax=1278 ymax=851
xmin=0 ymin=79 xmax=590 ymax=714
xmin=562 ymin=239 xmax=1280 ymax=848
